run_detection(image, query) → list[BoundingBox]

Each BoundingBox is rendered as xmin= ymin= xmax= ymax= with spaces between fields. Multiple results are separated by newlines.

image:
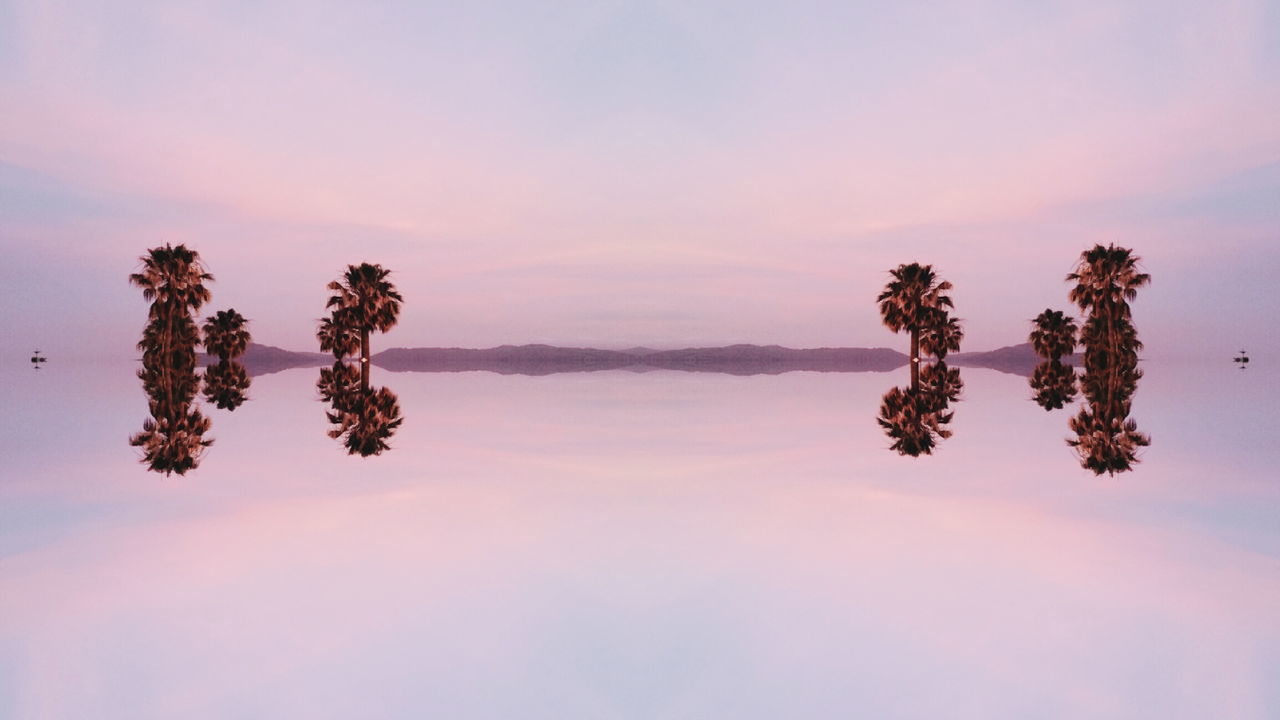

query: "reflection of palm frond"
xmin=318 ymin=364 xmax=403 ymax=457
xmin=129 ymin=407 xmax=213 ymax=475
xmin=1067 ymin=407 xmax=1150 ymax=475
xmin=317 ymin=362 xmax=361 ymax=405
xmin=202 ymin=360 xmax=251 ymax=410
xmin=919 ymin=361 xmax=963 ymax=403
xmin=1030 ymin=360 xmax=1077 ymax=411
xmin=328 ymin=387 xmax=404 ymax=457
xmin=877 ymin=366 xmax=962 ymax=457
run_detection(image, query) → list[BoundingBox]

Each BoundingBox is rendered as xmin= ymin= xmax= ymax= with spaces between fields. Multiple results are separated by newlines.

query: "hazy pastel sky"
xmin=2 ymin=0 xmax=1278 ymax=357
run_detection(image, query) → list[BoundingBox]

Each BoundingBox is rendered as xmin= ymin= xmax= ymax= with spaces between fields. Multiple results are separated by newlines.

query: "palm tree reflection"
xmin=129 ymin=246 xmax=254 ymax=474
xmin=1029 ymin=360 xmax=1077 ymax=411
xmin=317 ymin=362 xmax=403 ymax=457
xmin=201 ymin=308 xmax=252 ymax=411
xmin=1061 ymin=244 xmax=1151 ymax=475
xmin=878 ymin=361 xmax=963 ymax=457
xmin=129 ymin=245 xmax=215 ymax=475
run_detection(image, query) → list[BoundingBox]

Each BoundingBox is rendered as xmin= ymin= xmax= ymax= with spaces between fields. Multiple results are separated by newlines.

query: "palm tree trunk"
xmin=910 ymin=328 xmax=920 ymax=391
xmin=361 ymin=327 xmax=371 ymax=391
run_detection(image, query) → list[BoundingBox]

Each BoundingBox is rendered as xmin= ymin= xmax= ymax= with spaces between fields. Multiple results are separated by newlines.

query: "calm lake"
xmin=2 ymin=359 xmax=1277 ymax=718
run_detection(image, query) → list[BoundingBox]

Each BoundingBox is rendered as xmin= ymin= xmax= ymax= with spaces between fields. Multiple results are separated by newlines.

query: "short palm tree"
xmin=919 ymin=311 xmax=964 ymax=361
xmin=877 ymin=263 xmax=957 ymax=387
xmin=320 ymin=263 xmax=403 ymax=387
xmin=130 ymin=244 xmax=214 ymax=317
xmin=1030 ymin=309 xmax=1077 ymax=360
xmin=202 ymin=309 xmax=251 ymax=361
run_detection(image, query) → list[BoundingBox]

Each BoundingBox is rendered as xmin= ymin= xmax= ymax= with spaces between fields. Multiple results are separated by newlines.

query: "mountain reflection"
xmin=878 ymin=362 xmax=964 ymax=457
xmin=318 ymin=362 xmax=403 ymax=457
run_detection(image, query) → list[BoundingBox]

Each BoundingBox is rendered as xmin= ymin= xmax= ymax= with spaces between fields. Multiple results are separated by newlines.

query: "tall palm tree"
xmin=1066 ymin=245 xmax=1150 ymax=315
xmin=129 ymin=244 xmax=214 ymax=317
xmin=1067 ymin=245 xmax=1149 ymax=356
xmin=1029 ymin=309 xmax=1078 ymax=360
xmin=131 ymin=244 xmax=212 ymax=379
xmin=317 ymin=313 xmax=361 ymax=360
xmin=320 ymin=263 xmax=403 ymax=387
xmin=877 ymin=263 xmax=956 ymax=388
xmin=202 ymin=309 xmax=251 ymax=361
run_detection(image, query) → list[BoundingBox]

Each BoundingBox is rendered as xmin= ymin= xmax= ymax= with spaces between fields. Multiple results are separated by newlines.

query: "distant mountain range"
xmin=206 ymin=342 xmax=1071 ymax=377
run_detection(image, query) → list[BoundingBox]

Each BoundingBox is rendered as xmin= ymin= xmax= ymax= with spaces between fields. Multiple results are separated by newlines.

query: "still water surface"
xmin=2 ymin=360 xmax=1277 ymax=718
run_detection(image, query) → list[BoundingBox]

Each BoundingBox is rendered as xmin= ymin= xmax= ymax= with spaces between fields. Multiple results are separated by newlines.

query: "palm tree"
xmin=877 ymin=263 xmax=957 ymax=388
xmin=1067 ymin=245 xmax=1150 ymax=316
xmin=131 ymin=245 xmax=213 ymax=380
xmin=1030 ymin=309 xmax=1078 ymax=360
xmin=317 ymin=313 xmax=361 ymax=360
xmin=130 ymin=407 xmax=213 ymax=475
xmin=202 ymin=309 xmax=251 ymax=361
xmin=320 ymin=263 xmax=403 ymax=387
xmin=1068 ymin=404 xmax=1150 ymax=475
xmin=1067 ymin=245 xmax=1149 ymax=356
xmin=129 ymin=244 xmax=214 ymax=317
xmin=133 ymin=348 xmax=212 ymax=475
xmin=919 ymin=310 xmax=964 ymax=361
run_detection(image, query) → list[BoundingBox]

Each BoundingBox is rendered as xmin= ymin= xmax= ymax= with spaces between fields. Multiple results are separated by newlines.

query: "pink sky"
xmin=2 ymin=0 xmax=1278 ymax=356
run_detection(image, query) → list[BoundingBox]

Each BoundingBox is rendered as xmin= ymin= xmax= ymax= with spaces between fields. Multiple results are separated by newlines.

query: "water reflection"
xmin=131 ymin=339 xmax=212 ymax=475
xmin=317 ymin=362 xmax=403 ymax=456
xmin=315 ymin=262 xmax=405 ymax=456
xmin=878 ymin=362 xmax=964 ymax=456
xmin=202 ymin=360 xmax=251 ymax=410
xmin=1060 ymin=244 xmax=1152 ymax=475
xmin=1029 ymin=360 xmax=1077 ymax=410
xmin=128 ymin=245 xmax=251 ymax=474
